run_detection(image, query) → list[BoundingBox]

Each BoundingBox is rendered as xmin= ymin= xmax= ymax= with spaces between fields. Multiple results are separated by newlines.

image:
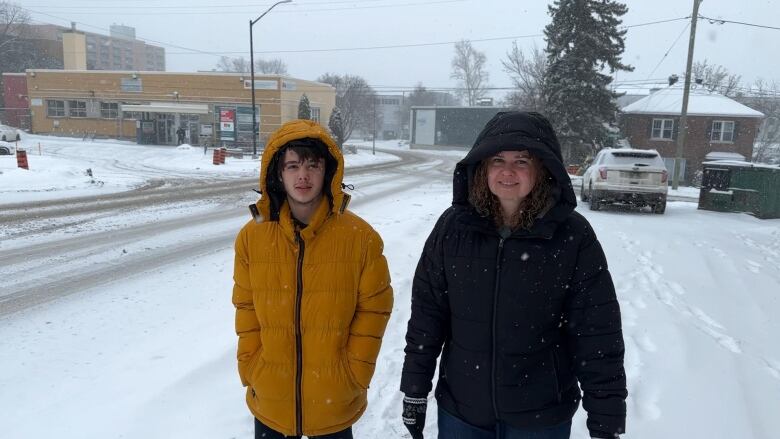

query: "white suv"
xmin=581 ymin=148 xmax=669 ymax=214
xmin=0 ymin=126 xmax=21 ymax=142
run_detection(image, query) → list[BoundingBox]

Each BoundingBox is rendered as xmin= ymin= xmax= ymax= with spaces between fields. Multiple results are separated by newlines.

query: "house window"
xmin=311 ymin=107 xmax=320 ymax=123
xmin=47 ymin=100 xmax=65 ymax=117
xmin=651 ymin=118 xmax=674 ymax=140
xmin=100 ymin=102 xmax=119 ymax=119
xmin=711 ymin=120 xmax=735 ymax=142
xmin=68 ymin=100 xmax=87 ymax=118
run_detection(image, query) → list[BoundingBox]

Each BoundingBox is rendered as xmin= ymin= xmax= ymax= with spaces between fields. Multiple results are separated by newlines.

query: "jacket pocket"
xmin=247 ymin=347 xmax=265 ymax=385
xmin=342 ymin=351 xmax=366 ymax=390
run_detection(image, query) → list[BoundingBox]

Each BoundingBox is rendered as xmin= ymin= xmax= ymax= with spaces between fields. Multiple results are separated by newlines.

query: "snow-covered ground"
xmin=1 ymin=135 xmax=779 ymax=438
xmin=0 ymin=133 xmax=400 ymax=204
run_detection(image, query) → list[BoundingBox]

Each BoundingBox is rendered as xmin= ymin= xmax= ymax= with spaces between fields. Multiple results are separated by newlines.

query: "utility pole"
xmin=372 ymin=95 xmax=376 ymax=155
xmin=672 ymin=0 xmax=702 ymax=189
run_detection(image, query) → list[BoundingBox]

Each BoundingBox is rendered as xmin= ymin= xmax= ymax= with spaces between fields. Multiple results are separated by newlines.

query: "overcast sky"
xmin=18 ymin=0 xmax=780 ymax=97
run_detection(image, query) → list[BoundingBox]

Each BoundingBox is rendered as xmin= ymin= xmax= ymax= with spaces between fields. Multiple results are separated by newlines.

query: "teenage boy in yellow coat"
xmin=232 ymin=119 xmax=393 ymax=438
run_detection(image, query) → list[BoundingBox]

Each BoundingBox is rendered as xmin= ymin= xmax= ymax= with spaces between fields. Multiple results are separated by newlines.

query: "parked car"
xmin=581 ymin=148 xmax=669 ymax=214
xmin=0 ymin=144 xmax=14 ymax=155
xmin=0 ymin=126 xmax=21 ymax=142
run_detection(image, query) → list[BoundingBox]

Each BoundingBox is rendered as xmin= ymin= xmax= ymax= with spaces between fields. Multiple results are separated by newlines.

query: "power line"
xmin=178 ymin=34 xmax=545 ymax=55
xmin=645 ymin=21 xmax=690 ymax=80
xmin=22 ymin=0 xmax=469 ymax=15
xmin=624 ymin=16 xmax=690 ymax=28
xmin=19 ymin=0 xmax=423 ymax=8
xmin=23 ymin=8 xmax=225 ymax=58
xmin=698 ymin=15 xmax=780 ymax=31
xmin=21 ymin=6 xmax=693 ymax=61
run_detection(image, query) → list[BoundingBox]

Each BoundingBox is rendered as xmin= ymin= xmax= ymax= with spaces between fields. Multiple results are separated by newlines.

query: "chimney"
xmin=62 ymin=24 xmax=87 ymax=70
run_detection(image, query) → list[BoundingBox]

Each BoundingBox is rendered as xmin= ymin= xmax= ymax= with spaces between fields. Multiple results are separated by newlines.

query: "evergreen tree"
xmin=298 ymin=94 xmax=312 ymax=120
xmin=543 ymin=0 xmax=633 ymax=163
xmin=328 ymin=107 xmax=346 ymax=150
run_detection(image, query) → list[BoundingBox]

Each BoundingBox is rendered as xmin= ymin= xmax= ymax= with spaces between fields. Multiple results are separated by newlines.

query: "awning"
xmin=120 ymin=102 xmax=209 ymax=114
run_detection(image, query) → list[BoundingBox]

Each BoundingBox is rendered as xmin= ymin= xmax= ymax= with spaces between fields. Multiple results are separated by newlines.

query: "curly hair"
xmin=468 ymin=154 xmax=553 ymax=230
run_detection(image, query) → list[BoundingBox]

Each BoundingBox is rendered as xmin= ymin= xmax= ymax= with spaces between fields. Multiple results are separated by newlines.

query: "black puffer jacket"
xmin=400 ymin=112 xmax=626 ymax=438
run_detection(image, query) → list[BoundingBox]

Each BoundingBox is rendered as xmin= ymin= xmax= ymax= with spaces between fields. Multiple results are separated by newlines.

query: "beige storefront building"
xmin=25 ymin=70 xmax=335 ymax=147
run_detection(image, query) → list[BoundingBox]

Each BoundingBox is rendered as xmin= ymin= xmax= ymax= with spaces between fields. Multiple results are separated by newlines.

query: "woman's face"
xmin=486 ymin=150 xmax=539 ymax=211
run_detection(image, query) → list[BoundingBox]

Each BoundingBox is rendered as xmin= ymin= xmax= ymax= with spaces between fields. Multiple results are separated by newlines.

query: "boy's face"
xmin=280 ymin=149 xmax=326 ymax=208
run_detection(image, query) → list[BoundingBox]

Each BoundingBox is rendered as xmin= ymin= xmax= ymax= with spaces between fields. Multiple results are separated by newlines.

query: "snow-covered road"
xmin=1 ymin=136 xmax=779 ymax=438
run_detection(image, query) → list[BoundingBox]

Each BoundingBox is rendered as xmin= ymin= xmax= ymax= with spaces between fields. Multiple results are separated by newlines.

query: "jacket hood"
xmin=253 ymin=119 xmax=348 ymax=223
xmin=453 ymin=111 xmax=577 ymax=231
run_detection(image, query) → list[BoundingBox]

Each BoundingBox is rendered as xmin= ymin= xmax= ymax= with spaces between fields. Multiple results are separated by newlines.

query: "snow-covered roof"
xmin=705 ymin=151 xmax=746 ymax=161
xmin=702 ymin=160 xmax=780 ymax=170
xmin=621 ymin=86 xmax=764 ymax=118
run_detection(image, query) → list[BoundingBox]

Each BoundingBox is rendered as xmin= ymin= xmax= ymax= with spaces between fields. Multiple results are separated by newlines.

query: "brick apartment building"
xmin=620 ymin=86 xmax=764 ymax=180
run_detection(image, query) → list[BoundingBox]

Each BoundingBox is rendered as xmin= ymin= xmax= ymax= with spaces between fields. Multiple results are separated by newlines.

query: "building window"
xmin=651 ymin=118 xmax=674 ymax=140
xmin=711 ymin=120 xmax=735 ymax=142
xmin=47 ymin=100 xmax=65 ymax=117
xmin=311 ymin=107 xmax=320 ymax=123
xmin=100 ymin=102 xmax=119 ymax=119
xmin=68 ymin=100 xmax=87 ymax=118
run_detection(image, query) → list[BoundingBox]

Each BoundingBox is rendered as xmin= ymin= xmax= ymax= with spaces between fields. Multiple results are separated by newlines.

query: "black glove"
xmin=402 ymin=394 xmax=427 ymax=439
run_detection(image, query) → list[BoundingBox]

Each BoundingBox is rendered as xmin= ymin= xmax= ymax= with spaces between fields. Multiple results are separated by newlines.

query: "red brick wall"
xmin=2 ymin=74 xmax=30 ymax=129
xmin=620 ymin=113 xmax=761 ymax=175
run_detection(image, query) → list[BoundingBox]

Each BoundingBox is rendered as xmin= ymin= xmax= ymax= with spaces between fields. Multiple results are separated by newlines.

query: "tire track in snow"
xmin=0 ymin=152 xmax=456 ymax=319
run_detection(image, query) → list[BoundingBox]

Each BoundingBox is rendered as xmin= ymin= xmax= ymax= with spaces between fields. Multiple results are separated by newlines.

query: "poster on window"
xmin=219 ymin=108 xmax=236 ymax=140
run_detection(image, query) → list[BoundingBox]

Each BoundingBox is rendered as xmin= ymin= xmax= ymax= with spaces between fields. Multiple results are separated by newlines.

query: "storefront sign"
xmin=243 ymin=80 xmax=278 ymax=90
xmin=200 ymin=124 xmax=213 ymax=136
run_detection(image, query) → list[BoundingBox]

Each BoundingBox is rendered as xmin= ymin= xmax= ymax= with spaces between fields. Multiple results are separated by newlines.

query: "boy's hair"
xmin=275 ymin=139 xmax=328 ymax=176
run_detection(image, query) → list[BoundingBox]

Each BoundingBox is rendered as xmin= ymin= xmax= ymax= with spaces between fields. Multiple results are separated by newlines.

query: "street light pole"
xmin=250 ymin=0 xmax=292 ymax=159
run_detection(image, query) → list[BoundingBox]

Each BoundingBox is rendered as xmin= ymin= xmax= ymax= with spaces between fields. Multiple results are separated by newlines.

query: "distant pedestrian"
xmin=401 ymin=111 xmax=627 ymax=439
xmin=176 ymin=127 xmax=186 ymax=145
xmin=232 ymin=119 xmax=394 ymax=438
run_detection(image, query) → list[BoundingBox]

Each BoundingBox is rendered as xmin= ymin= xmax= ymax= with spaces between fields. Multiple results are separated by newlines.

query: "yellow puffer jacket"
xmin=232 ymin=119 xmax=393 ymax=436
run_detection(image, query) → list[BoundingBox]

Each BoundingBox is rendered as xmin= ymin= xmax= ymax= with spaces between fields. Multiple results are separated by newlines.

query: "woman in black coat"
xmin=401 ymin=112 xmax=626 ymax=439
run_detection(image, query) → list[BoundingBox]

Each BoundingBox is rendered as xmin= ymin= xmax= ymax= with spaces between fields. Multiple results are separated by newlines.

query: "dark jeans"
xmin=254 ymin=418 xmax=353 ymax=439
xmin=437 ymin=408 xmax=572 ymax=439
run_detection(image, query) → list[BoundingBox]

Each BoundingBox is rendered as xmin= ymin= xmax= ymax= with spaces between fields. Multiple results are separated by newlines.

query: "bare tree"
xmin=255 ymin=58 xmax=287 ymax=75
xmin=450 ymin=40 xmax=489 ymax=106
xmin=689 ymin=59 xmax=741 ymax=97
xmin=502 ymin=42 xmax=547 ymax=112
xmin=400 ymin=83 xmax=457 ymax=120
xmin=216 ymin=56 xmax=250 ymax=73
xmin=0 ymin=2 xmax=61 ymax=73
xmin=215 ymin=56 xmax=288 ymax=74
xmin=747 ymin=79 xmax=780 ymax=164
xmin=0 ymin=2 xmax=29 ymax=57
xmin=316 ymin=73 xmax=376 ymax=142
xmin=405 ymin=83 xmax=458 ymax=107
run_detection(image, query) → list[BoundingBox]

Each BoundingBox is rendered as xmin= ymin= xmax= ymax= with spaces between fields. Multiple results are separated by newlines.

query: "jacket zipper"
xmin=490 ymin=237 xmax=505 ymax=421
xmin=294 ymin=231 xmax=305 ymax=436
xmin=551 ymin=350 xmax=562 ymax=403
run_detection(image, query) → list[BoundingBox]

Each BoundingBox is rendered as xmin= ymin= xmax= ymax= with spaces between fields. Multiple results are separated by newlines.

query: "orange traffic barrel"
xmin=16 ymin=149 xmax=29 ymax=170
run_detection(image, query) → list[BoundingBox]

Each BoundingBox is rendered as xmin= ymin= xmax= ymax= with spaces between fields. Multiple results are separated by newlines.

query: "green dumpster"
xmin=698 ymin=161 xmax=780 ymax=219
